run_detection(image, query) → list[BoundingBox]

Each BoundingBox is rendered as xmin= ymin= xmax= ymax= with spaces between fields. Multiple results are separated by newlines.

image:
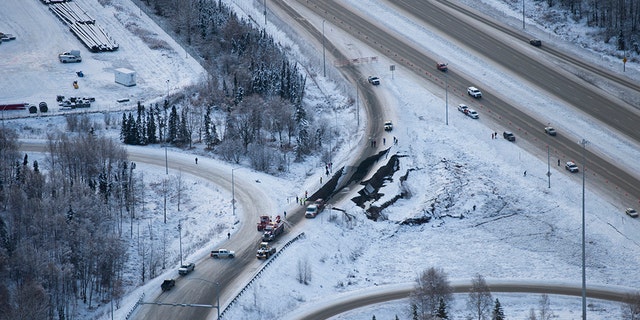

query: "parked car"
xmin=457 ymin=104 xmax=469 ymax=113
xmin=565 ymin=161 xmax=579 ymax=173
xmin=529 ymin=39 xmax=542 ymax=47
xmin=625 ymin=208 xmax=638 ymax=218
xmin=178 ymin=262 xmax=195 ymax=275
xmin=467 ymin=86 xmax=482 ymax=98
xmin=544 ymin=126 xmax=557 ymax=136
xmin=436 ymin=62 xmax=448 ymax=71
xmin=0 ymin=33 xmax=16 ymax=41
xmin=367 ymin=76 xmax=380 ymax=85
xmin=467 ymin=109 xmax=479 ymax=119
xmin=503 ymin=131 xmax=515 ymax=142
xmin=305 ymin=204 xmax=319 ymax=218
xmin=161 ymin=279 xmax=175 ymax=291
xmin=314 ymin=198 xmax=326 ymax=211
xmin=384 ymin=120 xmax=393 ymax=131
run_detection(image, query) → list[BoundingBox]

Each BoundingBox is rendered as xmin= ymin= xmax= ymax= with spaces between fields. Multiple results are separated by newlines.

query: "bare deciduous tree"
xmin=538 ymin=293 xmax=553 ymax=320
xmin=467 ymin=273 xmax=493 ymax=320
xmin=622 ymin=292 xmax=640 ymax=320
xmin=296 ymin=257 xmax=312 ymax=285
xmin=409 ymin=267 xmax=452 ymax=320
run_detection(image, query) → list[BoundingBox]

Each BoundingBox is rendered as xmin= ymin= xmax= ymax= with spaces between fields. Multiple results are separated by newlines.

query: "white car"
xmin=305 ymin=204 xmax=319 ymax=218
xmin=457 ymin=104 xmax=469 ymax=113
xmin=384 ymin=121 xmax=393 ymax=131
xmin=467 ymin=109 xmax=479 ymax=119
xmin=625 ymin=208 xmax=638 ymax=218
xmin=565 ymin=161 xmax=579 ymax=173
xmin=367 ymin=76 xmax=380 ymax=85
xmin=467 ymin=86 xmax=482 ymax=98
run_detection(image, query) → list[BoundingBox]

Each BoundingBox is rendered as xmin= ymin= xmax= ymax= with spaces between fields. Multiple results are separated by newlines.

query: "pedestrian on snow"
xmin=383 ymin=138 xmax=386 ymax=145
xmin=473 ymin=205 xmax=476 ymax=211
xmin=491 ymin=133 xmax=494 ymax=139
xmin=296 ymin=195 xmax=299 ymax=203
xmin=326 ymin=168 xmax=329 ymax=175
xmin=320 ymin=176 xmax=323 ymax=184
xmin=523 ymin=170 xmax=527 ymax=177
xmin=195 ymin=157 xmax=198 ymax=164
xmin=227 ymin=232 xmax=230 ymax=239
xmin=284 ymin=211 xmax=287 ymax=219
xmin=558 ymin=159 xmax=561 ymax=166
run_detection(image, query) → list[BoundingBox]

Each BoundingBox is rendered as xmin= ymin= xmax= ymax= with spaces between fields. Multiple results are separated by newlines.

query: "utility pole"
xmin=322 ymin=20 xmax=326 ymax=77
xmin=445 ymin=71 xmax=449 ymax=125
xmin=178 ymin=221 xmax=183 ymax=266
xmin=522 ymin=0 xmax=525 ymax=29
xmin=580 ymin=138 xmax=589 ymax=320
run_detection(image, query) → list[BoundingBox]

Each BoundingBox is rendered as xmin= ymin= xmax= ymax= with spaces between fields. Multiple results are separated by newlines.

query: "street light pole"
xmin=445 ymin=71 xmax=449 ymax=125
xmin=522 ymin=0 xmax=525 ymax=29
xmin=547 ymin=144 xmax=551 ymax=188
xmin=322 ymin=20 xmax=326 ymax=77
xmin=231 ymin=167 xmax=240 ymax=217
xmin=580 ymin=138 xmax=589 ymax=320
xmin=178 ymin=221 xmax=183 ymax=266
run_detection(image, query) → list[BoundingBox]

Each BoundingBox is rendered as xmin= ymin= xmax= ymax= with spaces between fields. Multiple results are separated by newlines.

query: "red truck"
xmin=262 ymin=218 xmax=284 ymax=241
xmin=257 ymin=215 xmax=281 ymax=231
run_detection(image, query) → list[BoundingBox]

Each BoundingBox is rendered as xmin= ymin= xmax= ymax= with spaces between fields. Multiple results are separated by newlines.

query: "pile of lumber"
xmin=48 ymin=1 xmax=118 ymax=52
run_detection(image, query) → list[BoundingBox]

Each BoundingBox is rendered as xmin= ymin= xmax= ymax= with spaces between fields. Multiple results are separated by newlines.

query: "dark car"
xmin=161 ymin=279 xmax=176 ymax=291
xmin=436 ymin=62 xmax=448 ymax=72
xmin=503 ymin=131 xmax=515 ymax=142
xmin=529 ymin=39 xmax=542 ymax=47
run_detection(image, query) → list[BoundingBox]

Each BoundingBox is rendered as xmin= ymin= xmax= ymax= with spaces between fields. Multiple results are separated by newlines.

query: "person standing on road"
xmin=195 ymin=157 xmax=198 ymax=164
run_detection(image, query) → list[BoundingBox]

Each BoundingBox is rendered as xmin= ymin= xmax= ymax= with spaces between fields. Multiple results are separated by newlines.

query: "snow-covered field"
xmin=1 ymin=0 xmax=639 ymax=319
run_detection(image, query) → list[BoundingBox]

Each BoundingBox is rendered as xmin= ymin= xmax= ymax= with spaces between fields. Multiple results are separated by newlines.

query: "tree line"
xmin=542 ymin=0 xmax=640 ymax=55
xmin=0 ymin=126 xmax=138 ymax=320
xmin=121 ymin=0 xmax=335 ymax=173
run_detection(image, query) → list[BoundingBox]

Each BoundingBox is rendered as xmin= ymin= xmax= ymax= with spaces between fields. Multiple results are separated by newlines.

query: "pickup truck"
xmin=58 ymin=50 xmax=82 ymax=63
xmin=178 ymin=262 xmax=195 ymax=275
xmin=161 ymin=279 xmax=175 ymax=291
xmin=210 ymin=249 xmax=235 ymax=259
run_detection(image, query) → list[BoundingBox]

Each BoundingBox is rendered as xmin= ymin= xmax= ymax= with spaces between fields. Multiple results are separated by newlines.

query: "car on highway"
xmin=436 ymin=62 xmax=448 ymax=71
xmin=467 ymin=86 xmax=482 ymax=98
xmin=565 ymin=161 xmax=579 ymax=173
xmin=457 ymin=104 xmax=468 ymax=113
xmin=178 ymin=262 xmax=195 ymax=275
xmin=529 ymin=39 xmax=542 ymax=47
xmin=367 ymin=76 xmax=380 ymax=85
xmin=503 ymin=131 xmax=515 ymax=141
xmin=384 ymin=120 xmax=393 ymax=131
xmin=467 ymin=109 xmax=479 ymax=119
xmin=544 ymin=126 xmax=557 ymax=136
xmin=626 ymin=208 xmax=638 ymax=218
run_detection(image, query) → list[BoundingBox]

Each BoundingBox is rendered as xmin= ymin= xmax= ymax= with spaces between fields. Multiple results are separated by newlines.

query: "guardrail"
xmin=218 ymin=232 xmax=306 ymax=319
xmin=124 ymin=293 xmax=145 ymax=320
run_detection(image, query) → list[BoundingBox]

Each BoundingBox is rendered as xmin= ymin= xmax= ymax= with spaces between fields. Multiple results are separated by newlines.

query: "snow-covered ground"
xmin=1 ymin=0 xmax=639 ymax=319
